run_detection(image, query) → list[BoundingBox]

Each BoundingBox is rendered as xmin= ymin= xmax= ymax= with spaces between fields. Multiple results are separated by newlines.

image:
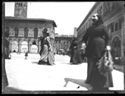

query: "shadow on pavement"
xmin=64 ymin=78 xmax=93 ymax=90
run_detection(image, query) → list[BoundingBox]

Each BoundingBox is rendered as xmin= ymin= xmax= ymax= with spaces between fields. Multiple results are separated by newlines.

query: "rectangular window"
xmin=10 ymin=28 xmax=15 ymax=37
xmin=38 ymin=28 xmax=42 ymax=37
xmin=118 ymin=18 xmax=123 ymax=30
xmin=28 ymin=29 xmax=34 ymax=37
xmin=18 ymin=28 xmax=24 ymax=37
xmin=115 ymin=22 xmax=118 ymax=31
xmin=110 ymin=23 xmax=114 ymax=32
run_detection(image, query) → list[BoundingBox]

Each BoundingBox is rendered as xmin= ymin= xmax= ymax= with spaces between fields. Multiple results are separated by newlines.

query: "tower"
xmin=14 ymin=2 xmax=27 ymax=18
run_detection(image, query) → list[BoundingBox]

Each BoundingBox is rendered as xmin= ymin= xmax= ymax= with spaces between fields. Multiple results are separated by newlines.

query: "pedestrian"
xmin=69 ymin=38 xmax=78 ymax=64
xmin=82 ymin=13 xmax=113 ymax=91
xmin=38 ymin=28 xmax=54 ymax=65
xmin=80 ymin=42 xmax=86 ymax=62
xmin=9 ymin=51 xmax=11 ymax=59
xmin=25 ymin=51 xmax=28 ymax=59
xmin=4 ymin=33 xmax=10 ymax=59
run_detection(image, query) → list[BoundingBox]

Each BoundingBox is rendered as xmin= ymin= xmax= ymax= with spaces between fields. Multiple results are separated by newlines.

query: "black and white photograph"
xmin=2 ymin=1 xmax=125 ymax=94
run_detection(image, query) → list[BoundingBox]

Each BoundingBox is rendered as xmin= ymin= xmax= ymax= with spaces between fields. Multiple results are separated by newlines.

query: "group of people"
xmin=69 ymin=13 xmax=114 ymax=91
xmin=38 ymin=28 xmax=55 ymax=65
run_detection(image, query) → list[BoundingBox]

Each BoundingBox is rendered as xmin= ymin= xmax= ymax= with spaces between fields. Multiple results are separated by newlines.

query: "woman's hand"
xmin=106 ymin=45 xmax=111 ymax=50
xmin=81 ymin=43 xmax=86 ymax=49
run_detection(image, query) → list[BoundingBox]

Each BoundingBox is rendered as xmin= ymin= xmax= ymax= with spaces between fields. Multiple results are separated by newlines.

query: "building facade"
xmin=5 ymin=17 xmax=57 ymax=53
xmin=4 ymin=2 xmax=57 ymax=53
xmin=77 ymin=1 xmax=125 ymax=59
xmin=74 ymin=27 xmax=78 ymax=38
xmin=55 ymin=35 xmax=73 ymax=54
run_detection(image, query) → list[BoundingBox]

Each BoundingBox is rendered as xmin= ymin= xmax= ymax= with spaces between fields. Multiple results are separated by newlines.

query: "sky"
xmin=5 ymin=2 xmax=95 ymax=35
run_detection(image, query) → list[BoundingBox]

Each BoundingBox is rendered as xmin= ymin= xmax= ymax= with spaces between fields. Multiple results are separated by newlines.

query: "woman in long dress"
xmin=69 ymin=38 xmax=77 ymax=64
xmin=82 ymin=13 xmax=113 ymax=91
xmin=38 ymin=28 xmax=54 ymax=65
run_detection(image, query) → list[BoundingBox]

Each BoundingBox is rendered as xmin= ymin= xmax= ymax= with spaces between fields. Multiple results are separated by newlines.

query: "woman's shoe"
xmin=38 ymin=60 xmax=42 ymax=64
xmin=38 ymin=60 xmax=47 ymax=64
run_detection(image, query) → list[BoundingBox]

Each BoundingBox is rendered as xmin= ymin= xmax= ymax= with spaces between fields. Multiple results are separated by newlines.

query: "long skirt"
xmin=39 ymin=45 xmax=54 ymax=65
xmin=74 ymin=48 xmax=83 ymax=64
xmin=85 ymin=37 xmax=113 ymax=91
xmin=48 ymin=51 xmax=55 ymax=65
xmin=39 ymin=45 xmax=49 ymax=64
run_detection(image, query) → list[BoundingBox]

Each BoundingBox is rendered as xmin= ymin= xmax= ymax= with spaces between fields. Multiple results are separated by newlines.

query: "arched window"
xmin=24 ymin=27 xmax=28 ymax=38
xmin=110 ymin=22 xmax=114 ymax=33
xmin=115 ymin=22 xmax=118 ymax=31
xmin=112 ymin=37 xmax=121 ymax=57
xmin=34 ymin=28 xmax=38 ymax=39
xmin=119 ymin=17 xmax=123 ymax=30
xmin=14 ymin=27 xmax=19 ymax=38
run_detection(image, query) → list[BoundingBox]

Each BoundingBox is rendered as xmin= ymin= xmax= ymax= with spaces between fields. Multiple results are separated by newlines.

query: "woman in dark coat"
xmin=69 ymin=38 xmax=77 ymax=64
xmin=82 ymin=13 xmax=113 ymax=91
xmin=69 ymin=38 xmax=82 ymax=64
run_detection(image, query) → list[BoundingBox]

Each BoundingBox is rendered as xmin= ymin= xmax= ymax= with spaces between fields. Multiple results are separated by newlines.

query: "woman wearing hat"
xmin=82 ymin=13 xmax=113 ymax=91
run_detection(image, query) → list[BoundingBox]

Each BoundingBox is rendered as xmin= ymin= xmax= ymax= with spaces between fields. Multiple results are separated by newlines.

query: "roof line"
xmin=5 ymin=16 xmax=57 ymax=27
xmin=77 ymin=2 xmax=99 ymax=31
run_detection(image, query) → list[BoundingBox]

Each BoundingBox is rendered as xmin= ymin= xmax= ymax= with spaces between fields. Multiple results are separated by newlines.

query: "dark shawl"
xmin=82 ymin=15 xmax=109 ymax=58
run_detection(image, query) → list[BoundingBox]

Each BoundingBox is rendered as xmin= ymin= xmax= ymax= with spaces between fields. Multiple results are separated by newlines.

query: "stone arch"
xmin=21 ymin=41 xmax=28 ymax=53
xmin=111 ymin=36 xmax=121 ymax=58
xmin=11 ymin=41 xmax=18 ymax=52
xmin=30 ymin=44 xmax=38 ymax=53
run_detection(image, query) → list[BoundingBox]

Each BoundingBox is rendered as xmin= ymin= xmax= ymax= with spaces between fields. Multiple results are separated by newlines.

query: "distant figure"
xmin=80 ymin=42 xmax=86 ymax=62
xmin=9 ymin=51 xmax=11 ymax=59
xmin=69 ymin=38 xmax=82 ymax=64
xmin=25 ymin=51 xmax=28 ymax=59
xmin=13 ymin=50 xmax=16 ymax=52
xmin=69 ymin=38 xmax=77 ymax=64
xmin=4 ymin=33 xmax=10 ymax=59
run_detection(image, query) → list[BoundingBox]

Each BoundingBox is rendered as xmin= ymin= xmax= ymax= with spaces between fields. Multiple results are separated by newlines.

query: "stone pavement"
xmin=3 ymin=53 xmax=124 ymax=93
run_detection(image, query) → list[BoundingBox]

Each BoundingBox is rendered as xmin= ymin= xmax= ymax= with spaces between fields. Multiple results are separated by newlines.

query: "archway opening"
xmin=11 ymin=41 xmax=18 ymax=52
xmin=21 ymin=41 xmax=28 ymax=53
xmin=111 ymin=37 xmax=121 ymax=58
